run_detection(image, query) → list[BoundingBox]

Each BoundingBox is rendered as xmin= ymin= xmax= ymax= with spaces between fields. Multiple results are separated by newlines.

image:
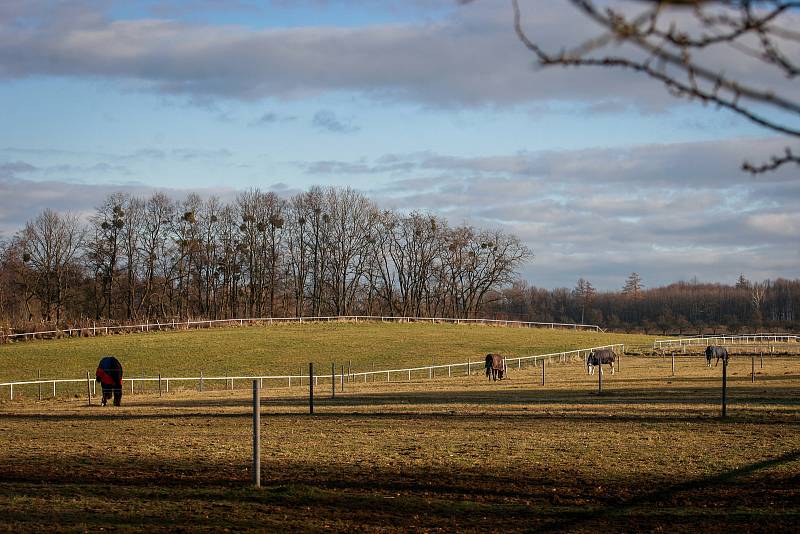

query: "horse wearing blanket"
xmin=587 ymin=349 xmax=616 ymax=375
xmin=485 ymin=353 xmax=507 ymax=381
xmin=96 ymin=355 xmax=123 ymax=406
xmin=705 ymin=346 xmax=729 ymax=367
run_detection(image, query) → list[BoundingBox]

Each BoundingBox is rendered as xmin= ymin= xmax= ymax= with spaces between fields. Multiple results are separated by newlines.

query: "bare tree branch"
xmin=509 ymin=0 xmax=799 ymax=172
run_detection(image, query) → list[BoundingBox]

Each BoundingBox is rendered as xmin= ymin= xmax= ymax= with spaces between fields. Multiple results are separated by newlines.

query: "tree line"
xmin=0 ymin=186 xmax=530 ymax=330
xmin=489 ymin=274 xmax=800 ymax=334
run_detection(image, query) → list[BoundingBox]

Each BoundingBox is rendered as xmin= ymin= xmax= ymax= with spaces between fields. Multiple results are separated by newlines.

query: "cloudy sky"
xmin=0 ymin=0 xmax=797 ymax=289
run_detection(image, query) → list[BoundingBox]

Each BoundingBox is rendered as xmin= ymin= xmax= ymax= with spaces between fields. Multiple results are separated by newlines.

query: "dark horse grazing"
xmin=705 ymin=346 xmax=729 ymax=367
xmin=485 ymin=353 xmax=506 ymax=381
xmin=96 ymin=356 xmax=123 ymax=406
xmin=587 ymin=349 xmax=616 ymax=375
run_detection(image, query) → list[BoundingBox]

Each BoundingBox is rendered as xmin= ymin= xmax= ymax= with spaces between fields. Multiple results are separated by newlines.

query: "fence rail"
xmin=0 ymin=315 xmax=602 ymax=343
xmin=654 ymin=334 xmax=799 ymax=349
xmin=0 ymin=344 xmax=623 ymax=401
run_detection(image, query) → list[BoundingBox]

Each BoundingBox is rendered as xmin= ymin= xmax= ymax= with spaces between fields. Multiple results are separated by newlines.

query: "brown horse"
xmin=484 ymin=353 xmax=506 ymax=381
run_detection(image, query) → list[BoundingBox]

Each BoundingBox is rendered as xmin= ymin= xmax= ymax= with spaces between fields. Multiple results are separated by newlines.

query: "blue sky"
xmin=1 ymin=0 xmax=798 ymax=289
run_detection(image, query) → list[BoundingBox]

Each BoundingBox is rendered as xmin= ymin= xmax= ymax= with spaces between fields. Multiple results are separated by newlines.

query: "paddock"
xmin=1 ymin=353 xmax=798 ymax=532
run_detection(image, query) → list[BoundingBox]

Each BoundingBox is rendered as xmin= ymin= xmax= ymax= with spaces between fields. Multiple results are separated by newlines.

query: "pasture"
xmin=1 ymin=324 xmax=799 ymax=532
xmin=0 ymin=321 xmax=653 ymax=388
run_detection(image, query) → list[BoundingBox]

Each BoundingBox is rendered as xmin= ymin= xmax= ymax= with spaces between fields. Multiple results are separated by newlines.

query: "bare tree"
xmin=88 ymin=193 xmax=128 ymax=319
xmin=574 ymin=277 xmax=596 ymax=324
xmin=508 ymin=0 xmax=799 ymax=173
xmin=17 ymin=209 xmax=84 ymax=323
xmin=324 ymin=187 xmax=375 ymax=315
xmin=140 ymin=193 xmax=175 ymax=319
xmin=120 ymin=196 xmax=145 ymax=320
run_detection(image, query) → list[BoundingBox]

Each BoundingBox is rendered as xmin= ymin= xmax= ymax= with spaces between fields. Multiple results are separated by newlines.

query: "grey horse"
xmin=587 ymin=349 xmax=616 ymax=375
xmin=705 ymin=346 xmax=729 ymax=367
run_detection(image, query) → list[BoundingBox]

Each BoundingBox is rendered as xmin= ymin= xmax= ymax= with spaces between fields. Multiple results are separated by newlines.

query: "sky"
xmin=0 ymin=0 xmax=798 ymax=290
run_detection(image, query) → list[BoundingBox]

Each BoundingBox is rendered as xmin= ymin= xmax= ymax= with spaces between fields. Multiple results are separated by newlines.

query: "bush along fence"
xmin=0 ymin=344 xmax=623 ymax=402
xmin=654 ymin=333 xmax=799 ymax=351
xmin=0 ymin=315 xmax=603 ymax=343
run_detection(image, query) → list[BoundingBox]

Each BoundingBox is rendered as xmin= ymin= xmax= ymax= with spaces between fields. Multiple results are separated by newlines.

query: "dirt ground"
xmin=1 ymin=354 xmax=799 ymax=532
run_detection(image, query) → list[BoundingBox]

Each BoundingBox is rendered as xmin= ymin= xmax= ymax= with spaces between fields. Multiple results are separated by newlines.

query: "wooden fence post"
xmin=252 ymin=380 xmax=261 ymax=488
xmin=760 ymin=351 xmax=763 ymax=369
xmin=541 ymin=360 xmax=546 ymax=386
xmin=751 ymin=355 xmax=755 ymax=383
xmin=341 ymin=365 xmax=344 ymax=392
xmin=672 ymin=352 xmax=675 ymax=376
xmin=86 ymin=371 xmax=92 ymax=406
xmin=38 ymin=370 xmax=41 ymax=401
xmin=158 ymin=373 xmax=162 ymax=397
xmin=309 ymin=362 xmax=314 ymax=415
xmin=331 ymin=362 xmax=335 ymax=399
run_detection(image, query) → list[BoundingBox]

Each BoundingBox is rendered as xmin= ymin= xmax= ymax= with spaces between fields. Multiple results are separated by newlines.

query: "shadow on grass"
xmin=2 ymin=383 xmax=799 ymax=426
xmin=1 ymin=446 xmax=798 ymax=532
xmin=538 ymin=448 xmax=800 ymax=532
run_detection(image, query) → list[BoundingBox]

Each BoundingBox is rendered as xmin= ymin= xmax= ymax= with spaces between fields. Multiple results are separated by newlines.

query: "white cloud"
xmin=0 ymin=0 xmax=762 ymax=111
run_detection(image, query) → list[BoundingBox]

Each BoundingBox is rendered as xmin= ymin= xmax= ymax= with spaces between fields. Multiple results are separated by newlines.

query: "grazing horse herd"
xmin=483 ymin=345 xmax=730 ymax=382
xmin=97 ymin=345 xmax=732 ymax=399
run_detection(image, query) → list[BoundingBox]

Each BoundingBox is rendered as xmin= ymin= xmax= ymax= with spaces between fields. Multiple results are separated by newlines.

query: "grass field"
xmin=0 ymin=321 xmax=657 ymax=383
xmin=1 ymin=325 xmax=798 ymax=532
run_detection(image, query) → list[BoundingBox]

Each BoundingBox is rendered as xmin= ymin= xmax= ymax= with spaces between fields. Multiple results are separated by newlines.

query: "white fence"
xmin=654 ymin=334 xmax=799 ymax=350
xmin=0 ymin=344 xmax=623 ymax=401
xmin=0 ymin=315 xmax=603 ymax=343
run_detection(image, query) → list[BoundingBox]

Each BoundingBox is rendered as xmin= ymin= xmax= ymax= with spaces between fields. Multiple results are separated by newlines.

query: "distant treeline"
xmin=486 ymin=275 xmax=800 ymax=334
xmin=0 ymin=186 xmax=530 ymax=331
xmin=1 ymin=187 xmax=797 ymax=334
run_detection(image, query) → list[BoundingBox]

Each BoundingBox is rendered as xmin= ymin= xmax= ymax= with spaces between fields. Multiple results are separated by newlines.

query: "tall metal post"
xmin=722 ymin=357 xmax=728 ymax=418
xmin=252 ymin=380 xmax=261 ymax=487
xmin=598 ymin=359 xmax=603 ymax=394
xmin=309 ymin=363 xmax=314 ymax=414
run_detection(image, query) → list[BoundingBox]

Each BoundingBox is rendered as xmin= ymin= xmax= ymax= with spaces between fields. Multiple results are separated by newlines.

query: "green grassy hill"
xmin=0 ymin=322 xmax=658 ymax=381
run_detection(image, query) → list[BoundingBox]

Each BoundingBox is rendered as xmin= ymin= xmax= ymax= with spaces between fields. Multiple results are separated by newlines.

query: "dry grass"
xmin=1 ymin=352 xmax=798 ymax=532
